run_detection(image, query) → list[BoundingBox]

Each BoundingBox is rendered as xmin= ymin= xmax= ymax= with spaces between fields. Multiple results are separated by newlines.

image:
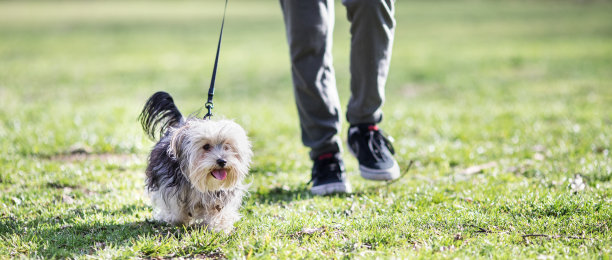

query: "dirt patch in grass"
xmin=49 ymin=153 xmax=140 ymax=163
xmin=45 ymin=148 xmax=142 ymax=164
xmin=191 ymin=252 xmax=226 ymax=260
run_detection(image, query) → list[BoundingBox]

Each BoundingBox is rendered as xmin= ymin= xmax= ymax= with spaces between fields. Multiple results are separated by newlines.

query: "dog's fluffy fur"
xmin=139 ymin=91 xmax=252 ymax=233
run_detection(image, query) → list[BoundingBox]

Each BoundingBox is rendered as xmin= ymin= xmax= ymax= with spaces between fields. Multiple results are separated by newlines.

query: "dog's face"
xmin=169 ymin=119 xmax=252 ymax=192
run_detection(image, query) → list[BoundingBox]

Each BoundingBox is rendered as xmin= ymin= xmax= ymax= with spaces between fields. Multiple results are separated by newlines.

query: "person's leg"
xmin=342 ymin=0 xmax=400 ymax=181
xmin=342 ymin=0 xmax=395 ymax=125
xmin=281 ymin=0 xmax=351 ymax=195
xmin=280 ymin=0 xmax=342 ymax=160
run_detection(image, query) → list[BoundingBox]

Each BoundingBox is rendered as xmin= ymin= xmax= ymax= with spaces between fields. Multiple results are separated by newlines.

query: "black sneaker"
xmin=347 ymin=124 xmax=400 ymax=181
xmin=309 ymin=153 xmax=352 ymax=195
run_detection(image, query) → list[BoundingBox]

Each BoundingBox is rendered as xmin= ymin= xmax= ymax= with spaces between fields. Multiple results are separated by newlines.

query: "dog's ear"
xmin=229 ymin=123 xmax=253 ymax=166
xmin=236 ymin=139 xmax=253 ymax=166
xmin=168 ymin=125 xmax=188 ymax=160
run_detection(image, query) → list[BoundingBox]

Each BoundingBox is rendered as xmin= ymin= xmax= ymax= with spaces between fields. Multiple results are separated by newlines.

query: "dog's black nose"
xmin=216 ymin=158 xmax=227 ymax=167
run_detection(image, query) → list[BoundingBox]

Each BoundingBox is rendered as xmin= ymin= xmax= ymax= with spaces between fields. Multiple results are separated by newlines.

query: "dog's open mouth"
xmin=211 ymin=169 xmax=227 ymax=180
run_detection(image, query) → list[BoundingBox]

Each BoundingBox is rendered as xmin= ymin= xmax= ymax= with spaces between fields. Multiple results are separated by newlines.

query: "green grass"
xmin=1 ymin=0 xmax=611 ymax=258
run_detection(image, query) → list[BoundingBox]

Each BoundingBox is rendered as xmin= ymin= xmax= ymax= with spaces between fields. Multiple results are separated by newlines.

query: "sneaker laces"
xmin=368 ymin=130 xmax=384 ymax=161
xmin=363 ymin=126 xmax=396 ymax=162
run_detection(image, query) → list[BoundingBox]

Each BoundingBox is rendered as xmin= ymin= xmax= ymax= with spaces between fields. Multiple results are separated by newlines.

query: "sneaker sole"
xmin=311 ymin=182 xmax=352 ymax=196
xmin=359 ymin=161 xmax=400 ymax=181
xmin=346 ymin=140 xmax=401 ymax=181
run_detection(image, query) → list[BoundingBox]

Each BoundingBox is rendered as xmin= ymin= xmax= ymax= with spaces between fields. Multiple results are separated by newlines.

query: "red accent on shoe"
xmin=368 ymin=125 xmax=379 ymax=131
xmin=317 ymin=153 xmax=334 ymax=160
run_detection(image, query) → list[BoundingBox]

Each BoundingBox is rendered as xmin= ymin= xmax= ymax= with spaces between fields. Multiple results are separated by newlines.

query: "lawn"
xmin=1 ymin=0 xmax=611 ymax=258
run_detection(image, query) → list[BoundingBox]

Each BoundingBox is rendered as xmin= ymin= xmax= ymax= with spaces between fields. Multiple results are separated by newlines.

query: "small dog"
xmin=139 ymin=91 xmax=252 ymax=233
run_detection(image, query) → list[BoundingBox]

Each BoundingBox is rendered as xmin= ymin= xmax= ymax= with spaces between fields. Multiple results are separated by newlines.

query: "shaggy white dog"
xmin=139 ymin=91 xmax=252 ymax=233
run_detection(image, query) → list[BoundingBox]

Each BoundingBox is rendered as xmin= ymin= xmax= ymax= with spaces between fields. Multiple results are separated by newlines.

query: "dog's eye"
xmin=203 ymin=144 xmax=211 ymax=151
xmin=223 ymin=144 xmax=231 ymax=151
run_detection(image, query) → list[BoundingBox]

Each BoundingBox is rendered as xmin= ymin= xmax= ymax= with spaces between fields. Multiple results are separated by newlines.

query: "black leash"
xmin=204 ymin=0 xmax=229 ymax=120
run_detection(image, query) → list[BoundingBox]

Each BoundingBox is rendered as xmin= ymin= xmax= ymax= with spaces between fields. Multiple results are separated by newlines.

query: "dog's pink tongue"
xmin=212 ymin=169 xmax=227 ymax=180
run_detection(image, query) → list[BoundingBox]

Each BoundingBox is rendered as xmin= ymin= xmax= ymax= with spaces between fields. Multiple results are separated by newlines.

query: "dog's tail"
xmin=139 ymin=91 xmax=183 ymax=140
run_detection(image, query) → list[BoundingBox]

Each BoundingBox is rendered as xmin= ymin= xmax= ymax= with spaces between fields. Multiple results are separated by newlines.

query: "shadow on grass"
xmin=250 ymin=183 xmax=394 ymax=205
xmin=250 ymin=185 xmax=313 ymax=205
xmin=0 ymin=204 xmax=222 ymax=258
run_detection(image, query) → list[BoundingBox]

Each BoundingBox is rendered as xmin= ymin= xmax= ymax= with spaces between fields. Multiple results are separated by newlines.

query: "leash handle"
xmin=204 ymin=0 xmax=229 ymax=119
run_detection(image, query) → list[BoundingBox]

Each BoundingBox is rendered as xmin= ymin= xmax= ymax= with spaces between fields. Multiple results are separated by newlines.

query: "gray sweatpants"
xmin=280 ymin=0 xmax=395 ymax=160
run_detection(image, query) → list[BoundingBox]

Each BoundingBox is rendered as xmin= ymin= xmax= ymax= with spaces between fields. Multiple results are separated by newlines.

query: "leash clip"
xmin=204 ymin=102 xmax=214 ymax=119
